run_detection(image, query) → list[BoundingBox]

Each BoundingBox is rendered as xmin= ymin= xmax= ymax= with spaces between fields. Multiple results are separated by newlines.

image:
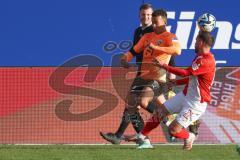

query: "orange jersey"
xmin=131 ymin=31 xmax=177 ymax=82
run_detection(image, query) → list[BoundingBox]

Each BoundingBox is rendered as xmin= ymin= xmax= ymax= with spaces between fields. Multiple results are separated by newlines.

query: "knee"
xmin=125 ymin=98 xmax=138 ymax=114
xmin=121 ymin=109 xmax=131 ymax=122
xmin=125 ymin=93 xmax=137 ymax=106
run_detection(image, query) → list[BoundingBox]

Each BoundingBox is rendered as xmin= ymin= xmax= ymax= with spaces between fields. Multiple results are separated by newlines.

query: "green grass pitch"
xmin=0 ymin=144 xmax=239 ymax=160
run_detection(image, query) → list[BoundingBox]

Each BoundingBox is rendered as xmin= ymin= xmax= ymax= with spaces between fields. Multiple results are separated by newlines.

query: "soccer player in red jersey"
xmin=137 ymin=31 xmax=216 ymax=150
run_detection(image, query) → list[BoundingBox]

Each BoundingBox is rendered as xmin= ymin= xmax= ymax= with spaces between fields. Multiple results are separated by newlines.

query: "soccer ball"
xmin=197 ymin=13 xmax=216 ymax=32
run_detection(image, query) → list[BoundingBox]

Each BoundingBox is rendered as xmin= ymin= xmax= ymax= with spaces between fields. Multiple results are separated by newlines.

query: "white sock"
xmin=137 ymin=133 xmax=146 ymax=140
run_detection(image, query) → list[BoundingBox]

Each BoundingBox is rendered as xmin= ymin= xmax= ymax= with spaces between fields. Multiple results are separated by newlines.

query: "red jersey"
xmin=183 ymin=53 xmax=216 ymax=102
xmin=164 ymin=52 xmax=216 ymax=103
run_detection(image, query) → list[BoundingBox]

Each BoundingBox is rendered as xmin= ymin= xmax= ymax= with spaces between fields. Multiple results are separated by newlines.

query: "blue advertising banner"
xmin=0 ymin=0 xmax=239 ymax=66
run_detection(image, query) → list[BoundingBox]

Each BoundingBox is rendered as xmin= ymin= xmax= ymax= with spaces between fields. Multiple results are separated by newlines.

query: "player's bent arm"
xmin=121 ymin=52 xmax=134 ymax=68
xmin=123 ymin=45 xmax=143 ymax=62
xmin=153 ymin=41 xmax=181 ymax=55
xmin=132 ymin=34 xmax=146 ymax=53
xmin=123 ymin=51 xmax=134 ymax=62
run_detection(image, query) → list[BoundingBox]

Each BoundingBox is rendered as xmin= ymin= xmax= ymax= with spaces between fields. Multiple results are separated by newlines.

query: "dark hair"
xmin=197 ymin=31 xmax=215 ymax=47
xmin=152 ymin=9 xmax=167 ymax=24
xmin=139 ymin=3 xmax=153 ymax=11
xmin=152 ymin=9 xmax=167 ymax=18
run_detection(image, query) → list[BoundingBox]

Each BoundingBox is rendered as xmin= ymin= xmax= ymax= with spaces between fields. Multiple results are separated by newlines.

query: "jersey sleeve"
xmin=187 ymin=57 xmax=209 ymax=76
xmin=133 ymin=34 xmax=146 ymax=53
xmin=165 ymin=33 xmax=178 ymax=46
xmin=171 ymin=34 xmax=178 ymax=42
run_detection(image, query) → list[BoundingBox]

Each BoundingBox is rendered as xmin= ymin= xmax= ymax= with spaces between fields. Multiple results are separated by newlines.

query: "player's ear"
xmin=163 ymin=17 xmax=167 ymax=25
xmin=199 ymin=40 xmax=204 ymax=47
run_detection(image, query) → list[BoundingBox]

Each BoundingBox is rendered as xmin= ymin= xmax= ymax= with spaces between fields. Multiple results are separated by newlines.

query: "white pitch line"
xmin=4 ymin=143 xmax=234 ymax=146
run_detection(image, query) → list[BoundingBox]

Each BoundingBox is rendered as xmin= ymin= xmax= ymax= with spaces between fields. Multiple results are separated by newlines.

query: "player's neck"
xmin=197 ymin=51 xmax=211 ymax=56
xmin=202 ymin=48 xmax=211 ymax=54
xmin=197 ymin=47 xmax=211 ymax=55
xmin=154 ymin=26 xmax=166 ymax=34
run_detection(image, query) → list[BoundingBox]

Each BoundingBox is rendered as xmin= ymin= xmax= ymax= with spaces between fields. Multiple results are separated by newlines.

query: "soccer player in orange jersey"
xmin=121 ymin=9 xmax=181 ymax=113
xmin=117 ymin=9 xmax=181 ymax=144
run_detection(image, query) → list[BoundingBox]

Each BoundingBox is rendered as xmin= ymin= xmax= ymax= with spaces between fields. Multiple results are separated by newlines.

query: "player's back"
xmin=184 ymin=53 xmax=216 ymax=102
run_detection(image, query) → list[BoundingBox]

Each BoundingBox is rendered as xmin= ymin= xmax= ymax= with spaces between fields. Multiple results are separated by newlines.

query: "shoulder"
xmin=202 ymin=53 xmax=215 ymax=61
xmin=196 ymin=54 xmax=215 ymax=68
xmin=142 ymin=32 xmax=154 ymax=39
xmin=165 ymin=32 xmax=178 ymax=40
xmin=160 ymin=32 xmax=177 ymax=43
xmin=134 ymin=27 xmax=142 ymax=36
xmin=144 ymin=25 xmax=154 ymax=33
xmin=160 ymin=32 xmax=177 ymax=46
xmin=134 ymin=27 xmax=142 ymax=33
xmin=205 ymin=53 xmax=216 ymax=66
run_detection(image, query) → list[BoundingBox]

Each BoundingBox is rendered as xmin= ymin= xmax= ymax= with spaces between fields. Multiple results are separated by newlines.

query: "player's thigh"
xmin=152 ymin=94 xmax=166 ymax=117
xmin=154 ymin=103 xmax=171 ymax=120
xmin=163 ymin=92 xmax=185 ymax=114
xmin=175 ymin=100 xmax=207 ymax=128
xmin=126 ymin=92 xmax=137 ymax=105
xmin=138 ymin=86 xmax=154 ymax=109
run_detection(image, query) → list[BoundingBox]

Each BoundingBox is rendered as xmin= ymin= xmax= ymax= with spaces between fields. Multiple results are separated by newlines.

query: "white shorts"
xmin=164 ymin=92 xmax=207 ymax=128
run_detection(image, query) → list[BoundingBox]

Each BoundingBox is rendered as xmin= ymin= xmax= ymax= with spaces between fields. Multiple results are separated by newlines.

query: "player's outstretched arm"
xmin=162 ymin=65 xmax=190 ymax=77
xmin=153 ymin=58 xmax=191 ymax=77
xmin=166 ymin=78 xmax=189 ymax=91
